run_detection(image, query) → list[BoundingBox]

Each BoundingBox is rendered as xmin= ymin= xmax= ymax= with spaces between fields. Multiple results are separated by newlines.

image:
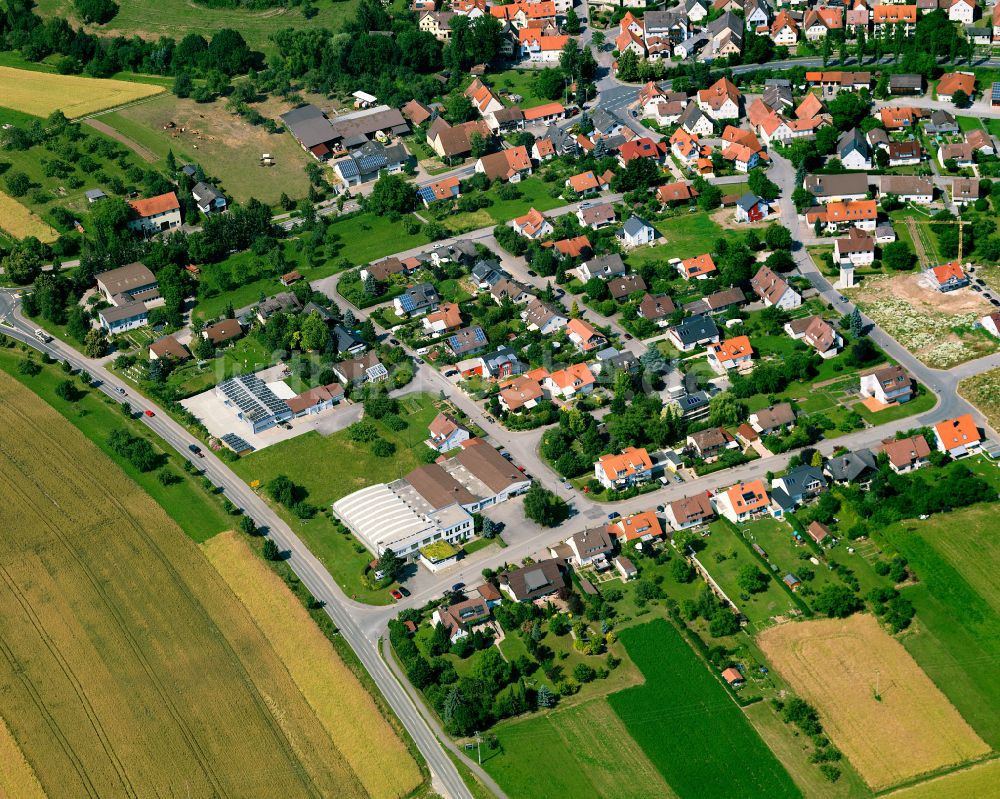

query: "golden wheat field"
xmin=0 ymin=66 xmax=161 ymax=118
xmin=884 ymin=759 xmax=1000 ymax=799
xmin=204 ymin=532 xmax=422 ymax=799
xmin=758 ymin=615 xmax=989 ymax=791
xmin=0 ymin=192 xmax=58 ymax=242
xmin=0 ymin=370 xmax=380 ymax=798
xmin=0 ymin=714 xmax=47 ymax=799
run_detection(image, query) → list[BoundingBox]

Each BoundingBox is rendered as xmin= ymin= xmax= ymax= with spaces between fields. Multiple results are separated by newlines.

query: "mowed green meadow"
xmin=878 ymin=502 xmax=1000 ymax=748
xmin=608 ymin=619 xmax=800 ymax=799
xmin=35 ymin=0 xmax=359 ymax=56
xmin=483 ymin=698 xmax=677 ymax=799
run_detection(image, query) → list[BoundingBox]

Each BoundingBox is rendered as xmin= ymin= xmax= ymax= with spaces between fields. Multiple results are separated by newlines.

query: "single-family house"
xmin=447 ymin=325 xmax=489 ymax=357
xmin=498 ymin=559 xmax=566 ymax=602
xmin=607 ymin=274 xmax=648 ymax=300
xmin=687 ymin=427 xmax=738 ymax=460
xmin=665 ymin=492 xmax=716 ymax=531
xmin=577 ymin=203 xmax=618 ymax=230
xmin=714 ymin=480 xmax=772 ymax=522
xmin=878 ymin=175 xmax=934 ymax=204
xmin=637 ymin=293 xmax=677 ymax=327
xmin=523 ymin=299 xmax=568 ymax=334
xmin=608 ymin=510 xmax=662 ymax=543
xmin=860 ymin=364 xmax=913 ymax=404
xmin=707 ymin=335 xmax=754 ymax=373
xmin=393 ymin=282 xmax=439 ymax=317
xmin=837 ymin=128 xmax=872 ymax=170
xmin=750 ymin=265 xmax=801 ymax=309
xmin=824 ymin=448 xmax=877 ymax=483
xmin=933 ymin=414 xmax=981 ymax=457
xmin=567 ymin=318 xmax=608 ymax=352
xmin=834 ymin=228 xmax=875 ymax=268
xmin=430 ymin=597 xmax=491 ymax=643
xmin=544 ymin=362 xmax=596 ymax=399
xmin=667 ymin=315 xmax=720 ymax=352
xmin=127 ymin=192 xmax=182 ymax=234
xmin=426 ymin=413 xmax=471 ymax=453
xmin=577 ymin=253 xmax=627 ymax=281
xmin=510 ymin=207 xmax=554 ymax=239
xmin=880 ymin=434 xmax=931 ymax=473
xmin=192 ymin=181 xmax=226 ymax=215
xmin=697 ymin=77 xmax=742 ymax=120
xmin=678 ymin=253 xmax=717 ymax=280
xmin=735 ymin=192 xmax=769 ymax=223
xmin=423 ymin=302 xmax=464 ymax=335
xmin=618 ymin=216 xmax=657 ymax=248
xmin=936 ymin=71 xmax=975 ymax=101
xmin=749 ymin=402 xmax=796 ymax=435
xmin=926 ymin=260 xmax=969 ymax=292
xmin=772 ymin=465 xmax=826 ymax=505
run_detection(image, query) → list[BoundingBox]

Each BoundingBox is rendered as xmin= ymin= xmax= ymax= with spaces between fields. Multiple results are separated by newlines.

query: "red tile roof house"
xmin=127 ymin=191 xmax=181 ymax=234
xmin=879 ymin=434 xmax=931 ymax=473
xmin=925 ymin=260 xmax=970 ymax=292
xmin=475 ymin=145 xmax=533 ymax=182
xmin=933 ymin=414 xmax=982 ymax=457
xmin=566 ymin=318 xmax=608 ymax=352
xmin=594 ymin=447 xmax=654 ymax=490
xmin=426 ymin=412 xmax=471 ymax=453
xmin=510 ymin=207 xmax=554 ymax=239
xmin=713 ymin=479 xmax=774 ymax=523
xmin=936 ymin=71 xmax=976 ymax=101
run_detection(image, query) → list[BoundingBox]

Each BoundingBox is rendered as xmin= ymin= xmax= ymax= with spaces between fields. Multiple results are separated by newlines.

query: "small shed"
xmin=280 ymin=271 xmax=303 ymax=286
xmin=722 ymin=667 xmax=745 ymax=687
xmin=615 ymin=556 xmax=638 ymax=581
xmin=783 ymin=573 xmax=802 ymax=592
xmin=807 ymin=521 xmax=832 ymax=545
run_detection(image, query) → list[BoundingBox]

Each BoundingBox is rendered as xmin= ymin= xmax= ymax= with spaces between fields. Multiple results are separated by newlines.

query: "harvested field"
xmin=0 ymin=191 xmax=58 ymax=242
xmin=849 ymin=274 xmax=999 ymax=368
xmin=203 ymin=532 xmax=421 ymax=799
xmin=0 ymin=370 xmax=373 ymax=798
xmin=0 ymin=66 xmax=161 ymax=118
xmin=0 ymin=714 xmax=46 ymax=799
xmin=884 ymin=758 xmax=1000 ymax=799
xmin=758 ymin=615 xmax=989 ymax=790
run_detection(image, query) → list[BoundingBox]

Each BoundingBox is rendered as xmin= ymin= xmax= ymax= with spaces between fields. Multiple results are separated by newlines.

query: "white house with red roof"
xmin=933 ymin=414 xmax=982 ymax=457
xmin=127 ymin=192 xmax=181 ymax=234
xmin=594 ymin=447 xmax=654 ymax=490
xmin=925 ymin=260 xmax=970 ymax=292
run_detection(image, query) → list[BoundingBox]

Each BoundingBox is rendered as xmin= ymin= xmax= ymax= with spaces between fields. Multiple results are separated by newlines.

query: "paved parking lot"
xmin=180 ymin=382 xmax=360 ymax=451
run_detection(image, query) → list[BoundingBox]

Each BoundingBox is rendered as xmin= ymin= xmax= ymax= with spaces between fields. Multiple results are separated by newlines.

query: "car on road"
xmin=415 ymin=358 xmax=424 ymax=364
xmin=34 ymin=328 xmax=51 ymax=343
xmin=144 ymin=410 xmax=155 ymax=417
xmin=607 ymin=512 xmax=619 ymax=520
xmin=398 ymin=586 xmax=410 ymax=597
xmin=527 ymin=270 xmax=537 ymax=277
xmin=117 ymin=387 xmax=127 ymax=395
xmin=389 ymin=338 xmax=400 ymax=345
xmin=623 ymin=333 xmax=633 ymax=340
xmin=390 ymin=589 xmax=403 ymax=600
xmin=484 ymin=415 xmax=496 ymax=423
xmin=451 ymin=582 xmax=466 ymax=592
xmin=188 ymin=444 xmax=204 ymax=457
xmin=444 ymin=369 xmax=458 ymax=377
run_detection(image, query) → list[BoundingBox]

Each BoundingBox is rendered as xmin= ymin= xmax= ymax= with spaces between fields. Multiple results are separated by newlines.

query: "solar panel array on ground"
xmin=221 ymin=433 xmax=254 ymax=452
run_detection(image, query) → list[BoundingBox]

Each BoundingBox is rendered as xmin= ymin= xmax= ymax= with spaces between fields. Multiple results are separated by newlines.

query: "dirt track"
xmin=84 ymin=118 xmax=158 ymax=163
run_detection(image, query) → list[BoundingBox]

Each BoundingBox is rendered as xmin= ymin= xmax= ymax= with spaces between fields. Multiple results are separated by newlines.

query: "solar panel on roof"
xmin=417 ymin=186 xmax=436 ymax=203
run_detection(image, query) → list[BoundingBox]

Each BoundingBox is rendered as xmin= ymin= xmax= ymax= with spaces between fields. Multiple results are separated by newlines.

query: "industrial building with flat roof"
xmin=332 ymin=441 xmax=531 ymax=559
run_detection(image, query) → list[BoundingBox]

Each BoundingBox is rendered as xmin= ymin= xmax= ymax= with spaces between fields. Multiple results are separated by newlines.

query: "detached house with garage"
xmin=511 ymin=208 xmax=553 ymax=239
xmin=667 ymin=315 xmax=720 ymax=352
xmin=707 ymin=335 xmax=754 ymax=373
xmin=934 ymin=414 xmax=982 ymax=457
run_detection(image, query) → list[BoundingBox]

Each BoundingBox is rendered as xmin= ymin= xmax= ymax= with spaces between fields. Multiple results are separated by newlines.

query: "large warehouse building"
xmin=333 ymin=441 xmax=530 ymax=559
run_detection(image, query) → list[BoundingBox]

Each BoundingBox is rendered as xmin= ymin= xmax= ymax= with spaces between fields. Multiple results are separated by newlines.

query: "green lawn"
xmin=34 ymin=0 xmax=359 ymax=57
xmin=701 ymin=520 xmax=799 ymax=630
xmin=229 ymin=393 xmax=442 ymax=602
xmin=483 ymin=69 xmax=561 ymax=110
xmin=0 ymin=345 xmax=231 ymax=542
xmin=484 ymin=697 xmax=677 ymax=799
xmin=608 ymin=619 xmax=800 ymax=798
xmin=628 ymin=213 xmax=730 ymax=268
xmin=876 ymin=503 xmax=1000 ymax=748
xmin=484 ymin=177 xmax=566 ymax=223
xmin=956 ymin=116 xmax=983 ymax=133
xmin=854 ymin=382 xmax=936 ymax=424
